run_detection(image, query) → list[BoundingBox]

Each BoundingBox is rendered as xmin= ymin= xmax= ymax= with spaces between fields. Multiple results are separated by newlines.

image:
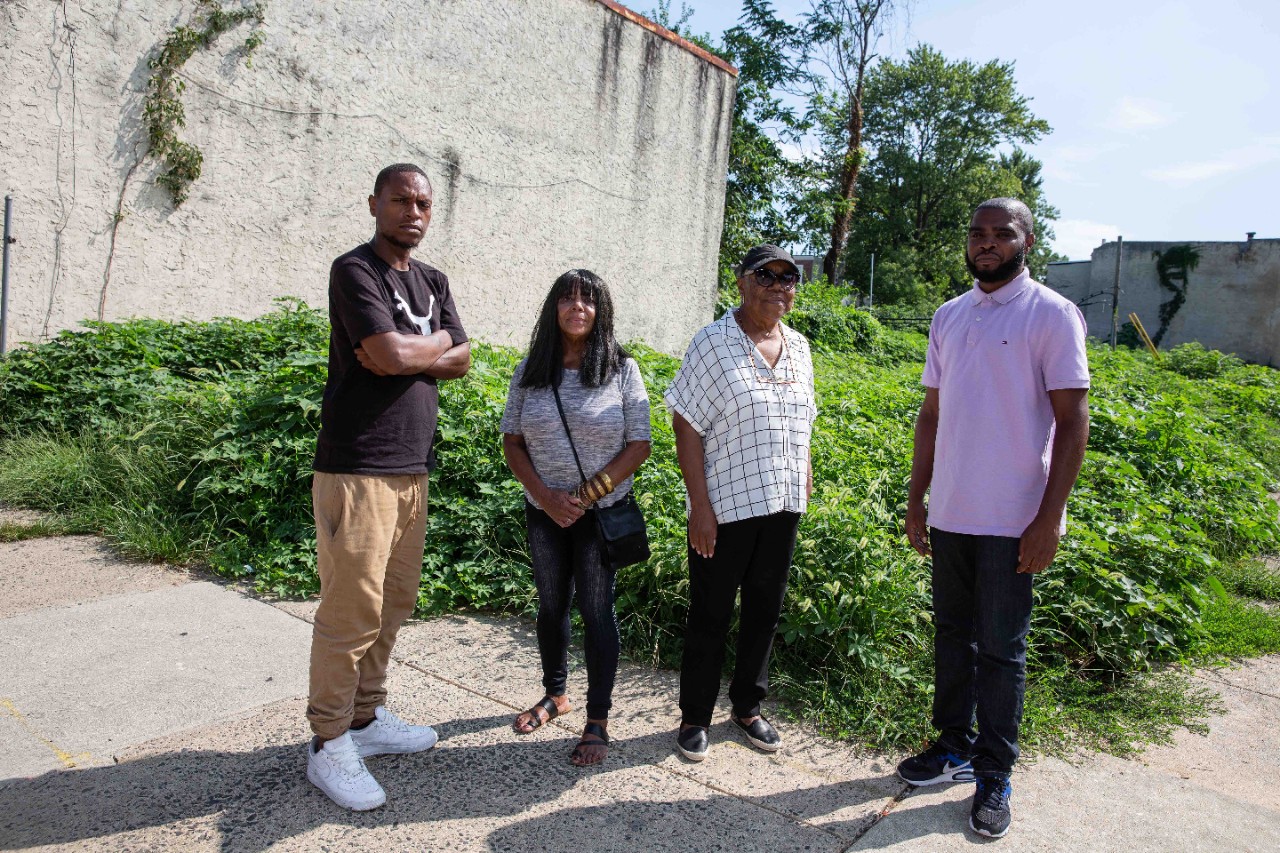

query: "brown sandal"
xmin=513 ymin=696 xmax=567 ymax=734
xmin=569 ymin=722 xmax=609 ymax=766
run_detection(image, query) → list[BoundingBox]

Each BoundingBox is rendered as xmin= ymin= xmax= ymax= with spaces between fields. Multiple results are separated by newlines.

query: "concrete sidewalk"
xmin=2 ymin=529 xmax=1277 ymax=851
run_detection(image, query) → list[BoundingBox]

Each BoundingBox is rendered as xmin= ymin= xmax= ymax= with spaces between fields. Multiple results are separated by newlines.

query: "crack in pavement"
xmin=1192 ymin=670 xmax=1280 ymax=702
xmin=839 ymin=784 xmax=914 ymax=851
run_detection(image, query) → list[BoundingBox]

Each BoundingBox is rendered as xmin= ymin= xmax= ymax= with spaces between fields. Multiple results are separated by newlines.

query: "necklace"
xmin=736 ymin=313 xmax=795 ymax=385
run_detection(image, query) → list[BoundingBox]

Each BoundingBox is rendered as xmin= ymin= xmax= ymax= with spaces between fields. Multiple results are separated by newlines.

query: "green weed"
xmin=0 ymin=518 xmax=80 ymax=542
xmin=1 ymin=304 xmax=1278 ymax=751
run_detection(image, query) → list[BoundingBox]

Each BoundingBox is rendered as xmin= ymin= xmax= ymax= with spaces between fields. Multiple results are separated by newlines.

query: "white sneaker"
xmin=306 ymin=732 xmax=386 ymax=811
xmin=348 ymin=706 xmax=439 ymax=758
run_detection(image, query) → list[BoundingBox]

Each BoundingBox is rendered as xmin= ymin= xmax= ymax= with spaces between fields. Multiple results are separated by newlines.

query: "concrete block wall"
xmin=1047 ymin=238 xmax=1280 ymax=366
xmin=0 ymin=0 xmax=736 ymax=355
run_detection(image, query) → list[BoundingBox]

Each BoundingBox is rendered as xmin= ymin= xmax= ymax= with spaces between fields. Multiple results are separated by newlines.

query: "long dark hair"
xmin=521 ymin=269 xmax=627 ymax=389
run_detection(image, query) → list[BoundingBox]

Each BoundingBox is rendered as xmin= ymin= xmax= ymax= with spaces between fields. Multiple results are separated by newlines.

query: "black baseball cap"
xmin=736 ymin=244 xmax=801 ymax=278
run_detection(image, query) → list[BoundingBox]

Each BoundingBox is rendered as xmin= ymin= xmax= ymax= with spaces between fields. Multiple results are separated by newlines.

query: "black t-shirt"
xmin=313 ymin=243 xmax=469 ymax=474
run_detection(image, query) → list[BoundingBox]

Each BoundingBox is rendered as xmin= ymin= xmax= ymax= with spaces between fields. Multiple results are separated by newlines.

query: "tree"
xmin=839 ymin=45 xmax=1053 ymax=305
xmin=649 ymin=2 xmax=812 ymax=286
xmin=805 ymin=0 xmax=903 ymax=284
xmin=999 ymin=147 xmax=1066 ymax=280
xmin=644 ymin=1 xmax=696 ymax=32
xmin=716 ymin=2 xmax=812 ymax=280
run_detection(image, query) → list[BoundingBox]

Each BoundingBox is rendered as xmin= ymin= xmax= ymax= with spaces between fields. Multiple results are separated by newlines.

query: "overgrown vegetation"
xmin=145 ymin=1 xmax=267 ymax=205
xmin=1 ymin=292 xmax=1277 ymax=753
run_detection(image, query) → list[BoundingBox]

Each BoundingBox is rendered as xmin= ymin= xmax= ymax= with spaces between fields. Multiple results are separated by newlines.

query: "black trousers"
xmin=679 ymin=511 xmax=800 ymax=728
xmin=929 ymin=528 xmax=1033 ymax=776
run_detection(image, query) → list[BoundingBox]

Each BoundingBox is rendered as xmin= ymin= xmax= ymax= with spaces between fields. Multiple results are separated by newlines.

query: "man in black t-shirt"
xmin=305 ymin=163 xmax=470 ymax=811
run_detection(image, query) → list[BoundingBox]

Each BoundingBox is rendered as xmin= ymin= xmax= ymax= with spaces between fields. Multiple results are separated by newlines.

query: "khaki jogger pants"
xmin=307 ymin=471 xmax=428 ymax=740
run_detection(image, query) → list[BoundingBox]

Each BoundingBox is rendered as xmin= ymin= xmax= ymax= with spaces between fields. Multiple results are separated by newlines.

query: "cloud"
xmin=1146 ymin=161 xmax=1241 ymax=183
xmin=1042 ymin=161 xmax=1099 ymax=186
xmin=1052 ymin=144 xmax=1108 ymax=163
xmin=1145 ymin=138 xmax=1280 ymax=185
xmin=1050 ymin=219 xmax=1122 ymax=262
xmin=1039 ymin=143 xmax=1122 ymax=185
xmin=1109 ymin=97 xmax=1177 ymax=131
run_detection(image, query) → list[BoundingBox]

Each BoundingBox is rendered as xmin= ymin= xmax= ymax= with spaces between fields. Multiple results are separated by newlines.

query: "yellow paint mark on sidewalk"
xmin=1 ymin=698 xmax=91 ymax=769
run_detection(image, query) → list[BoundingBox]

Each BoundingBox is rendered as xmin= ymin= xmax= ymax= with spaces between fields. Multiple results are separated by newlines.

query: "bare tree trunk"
xmin=811 ymin=0 xmax=896 ymax=285
xmin=823 ymin=88 xmax=865 ymax=284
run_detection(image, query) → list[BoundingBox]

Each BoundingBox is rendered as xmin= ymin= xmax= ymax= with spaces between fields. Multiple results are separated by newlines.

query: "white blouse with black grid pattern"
xmin=664 ymin=311 xmax=817 ymax=524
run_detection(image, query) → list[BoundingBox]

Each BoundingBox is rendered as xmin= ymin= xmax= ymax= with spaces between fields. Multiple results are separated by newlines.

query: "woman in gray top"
xmin=500 ymin=269 xmax=651 ymax=766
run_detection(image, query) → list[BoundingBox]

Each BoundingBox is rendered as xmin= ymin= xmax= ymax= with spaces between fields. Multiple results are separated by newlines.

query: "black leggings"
xmin=525 ymin=501 xmax=620 ymax=720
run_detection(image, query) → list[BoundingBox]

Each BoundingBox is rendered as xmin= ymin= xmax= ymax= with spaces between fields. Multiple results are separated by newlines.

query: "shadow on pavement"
xmin=484 ymin=790 xmax=990 ymax=852
xmin=0 ymin=714 xmax=907 ymax=852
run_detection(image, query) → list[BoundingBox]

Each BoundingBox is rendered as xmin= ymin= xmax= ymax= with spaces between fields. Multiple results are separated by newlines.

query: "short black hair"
xmin=521 ymin=270 xmax=628 ymax=389
xmin=974 ymin=197 xmax=1034 ymax=237
xmin=373 ymin=163 xmax=431 ymax=197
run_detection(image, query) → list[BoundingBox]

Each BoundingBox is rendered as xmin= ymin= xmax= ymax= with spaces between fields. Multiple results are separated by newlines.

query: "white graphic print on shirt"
xmin=393 ymin=290 xmax=434 ymax=336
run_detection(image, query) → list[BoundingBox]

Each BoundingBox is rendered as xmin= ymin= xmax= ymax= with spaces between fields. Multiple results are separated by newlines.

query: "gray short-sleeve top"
xmin=500 ymin=358 xmax=651 ymax=509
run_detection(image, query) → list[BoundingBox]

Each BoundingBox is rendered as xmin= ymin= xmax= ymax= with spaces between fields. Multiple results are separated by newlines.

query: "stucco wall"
xmin=1042 ymin=261 xmax=1091 ymax=307
xmin=0 ymin=0 xmax=735 ymax=354
xmin=1047 ymin=238 xmax=1280 ymax=366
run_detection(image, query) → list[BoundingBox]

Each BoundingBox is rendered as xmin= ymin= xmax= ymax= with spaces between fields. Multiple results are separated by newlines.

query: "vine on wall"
xmin=144 ymin=0 xmax=267 ymax=205
xmin=1150 ymin=245 xmax=1201 ymax=346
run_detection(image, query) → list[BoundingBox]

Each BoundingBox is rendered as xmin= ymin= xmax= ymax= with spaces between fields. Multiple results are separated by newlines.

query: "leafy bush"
xmin=0 ymin=299 xmax=325 ymax=437
xmin=1 ymin=309 xmax=1278 ymax=750
xmin=787 ymin=279 xmax=884 ymax=353
xmin=1164 ymin=342 xmax=1243 ymax=379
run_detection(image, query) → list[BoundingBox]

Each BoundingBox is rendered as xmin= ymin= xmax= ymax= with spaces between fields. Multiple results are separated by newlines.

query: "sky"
xmin=667 ymin=0 xmax=1279 ymax=261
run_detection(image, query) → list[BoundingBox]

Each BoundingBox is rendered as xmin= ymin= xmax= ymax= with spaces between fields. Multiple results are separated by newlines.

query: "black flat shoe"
xmin=677 ymin=725 xmax=709 ymax=761
xmin=732 ymin=715 xmax=781 ymax=752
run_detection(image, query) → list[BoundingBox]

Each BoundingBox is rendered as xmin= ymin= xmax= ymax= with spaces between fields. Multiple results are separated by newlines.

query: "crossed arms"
xmin=355 ymin=330 xmax=471 ymax=379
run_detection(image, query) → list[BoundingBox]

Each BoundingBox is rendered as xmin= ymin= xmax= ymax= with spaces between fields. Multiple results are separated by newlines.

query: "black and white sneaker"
xmin=732 ymin=715 xmax=782 ymax=752
xmin=896 ymin=741 xmax=975 ymax=785
xmin=969 ymin=775 xmax=1012 ymax=838
xmin=677 ymin=725 xmax=709 ymax=761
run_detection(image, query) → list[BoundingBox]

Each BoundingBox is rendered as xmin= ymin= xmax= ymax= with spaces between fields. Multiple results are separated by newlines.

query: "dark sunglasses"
xmin=750 ymin=267 xmax=801 ymax=291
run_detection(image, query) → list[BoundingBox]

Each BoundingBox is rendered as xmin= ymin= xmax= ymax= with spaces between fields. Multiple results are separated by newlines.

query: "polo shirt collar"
xmin=968 ymin=268 xmax=1032 ymax=305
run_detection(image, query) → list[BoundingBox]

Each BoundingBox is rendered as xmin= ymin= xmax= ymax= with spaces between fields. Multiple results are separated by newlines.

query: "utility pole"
xmin=1109 ymin=236 xmax=1124 ymax=349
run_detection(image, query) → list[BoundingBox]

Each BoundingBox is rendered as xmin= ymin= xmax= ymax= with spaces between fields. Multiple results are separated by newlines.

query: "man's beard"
xmin=965 ymin=248 xmax=1026 ymax=284
xmin=380 ymin=229 xmax=423 ymax=251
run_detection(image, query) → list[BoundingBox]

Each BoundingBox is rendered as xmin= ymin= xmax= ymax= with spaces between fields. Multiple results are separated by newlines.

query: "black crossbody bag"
xmin=551 ymin=384 xmax=650 ymax=572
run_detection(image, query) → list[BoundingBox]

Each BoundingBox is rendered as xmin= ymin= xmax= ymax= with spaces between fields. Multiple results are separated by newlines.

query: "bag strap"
xmin=551 ymin=384 xmax=590 ymax=485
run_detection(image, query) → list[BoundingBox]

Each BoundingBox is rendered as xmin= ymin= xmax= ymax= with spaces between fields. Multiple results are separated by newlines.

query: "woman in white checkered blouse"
xmin=664 ymin=244 xmax=817 ymax=761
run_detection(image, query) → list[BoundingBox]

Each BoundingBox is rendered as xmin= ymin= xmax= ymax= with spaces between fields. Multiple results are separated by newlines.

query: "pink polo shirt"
xmin=921 ymin=270 xmax=1090 ymax=538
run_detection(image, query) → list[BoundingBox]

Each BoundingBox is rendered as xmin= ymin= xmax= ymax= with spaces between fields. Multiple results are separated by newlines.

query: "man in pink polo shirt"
xmin=896 ymin=198 xmax=1091 ymax=839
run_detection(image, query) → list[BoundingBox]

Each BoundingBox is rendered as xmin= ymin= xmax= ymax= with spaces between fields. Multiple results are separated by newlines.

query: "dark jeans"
xmin=929 ymin=528 xmax=1034 ymax=776
xmin=679 ymin=511 xmax=800 ymax=728
xmin=525 ymin=501 xmax=620 ymax=720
